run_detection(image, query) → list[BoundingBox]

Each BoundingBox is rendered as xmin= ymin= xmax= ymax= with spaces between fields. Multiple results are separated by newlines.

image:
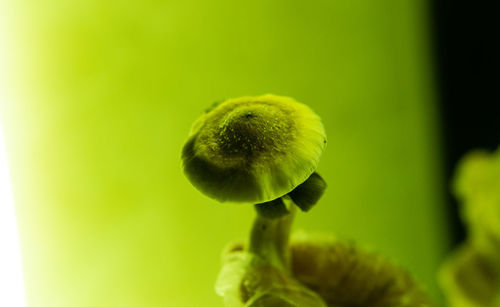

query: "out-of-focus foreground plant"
xmin=440 ymin=147 xmax=500 ymax=306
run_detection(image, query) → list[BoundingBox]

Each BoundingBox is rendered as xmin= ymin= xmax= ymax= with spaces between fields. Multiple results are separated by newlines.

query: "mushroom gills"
xmin=254 ymin=198 xmax=289 ymax=219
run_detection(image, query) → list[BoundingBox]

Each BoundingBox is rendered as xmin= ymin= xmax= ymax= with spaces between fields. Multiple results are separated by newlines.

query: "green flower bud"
xmin=182 ymin=94 xmax=326 ymax=203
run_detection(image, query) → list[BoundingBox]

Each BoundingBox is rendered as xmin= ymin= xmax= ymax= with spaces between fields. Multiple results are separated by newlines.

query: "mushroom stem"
xmin=248 ymin=199 xmax=296 ymax=271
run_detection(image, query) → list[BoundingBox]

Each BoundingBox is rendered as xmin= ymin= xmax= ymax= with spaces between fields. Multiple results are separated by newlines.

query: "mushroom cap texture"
xmin=182 ymin=94 xmax=326 ymax=203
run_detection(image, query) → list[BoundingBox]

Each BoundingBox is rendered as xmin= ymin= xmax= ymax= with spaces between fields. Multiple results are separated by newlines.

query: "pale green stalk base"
xmin=248 ymin=201 xmax=296 ymax=271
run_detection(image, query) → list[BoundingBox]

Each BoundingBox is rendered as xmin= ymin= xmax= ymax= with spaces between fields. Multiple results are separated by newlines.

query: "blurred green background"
xmin=1 ymin=0 xmax=450 ymax=306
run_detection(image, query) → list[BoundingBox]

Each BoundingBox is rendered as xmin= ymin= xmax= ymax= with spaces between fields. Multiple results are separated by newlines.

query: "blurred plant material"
xmin=217 ymin=231 xmax=431 ymax=307
xmin=440 ymin=147 xmax=500 ymax=306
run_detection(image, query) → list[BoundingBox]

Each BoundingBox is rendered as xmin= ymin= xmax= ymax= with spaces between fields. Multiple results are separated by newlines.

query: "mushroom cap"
xmin=182 ymin=94 xmax=326 ymax=203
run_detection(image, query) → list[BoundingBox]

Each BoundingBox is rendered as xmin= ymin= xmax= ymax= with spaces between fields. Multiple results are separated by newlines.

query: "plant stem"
xmin=248 ymin=200 xmax=296 ymax=271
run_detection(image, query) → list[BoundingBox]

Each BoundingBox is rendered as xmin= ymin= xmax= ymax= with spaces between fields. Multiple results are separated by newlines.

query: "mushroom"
xmin=182 ymin=94 xmax=329 ymax=306
xmin=182 ymin=96 xmax=433 ymax=306
xmin=181 ymin=94 xmax=327 ymax=211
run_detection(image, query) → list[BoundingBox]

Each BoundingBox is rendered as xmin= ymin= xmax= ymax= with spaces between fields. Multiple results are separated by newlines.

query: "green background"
xmin=2 ymin=0 xmax=450 ymax=306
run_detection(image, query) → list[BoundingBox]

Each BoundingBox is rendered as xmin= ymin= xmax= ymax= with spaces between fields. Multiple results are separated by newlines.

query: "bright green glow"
xmin=0 ymin=127 xmax=27 ymax=307
xmin=3 ymin=0 xmax=448 ymax=306
xmin=0 ymin=6 xmax=27 ymax=305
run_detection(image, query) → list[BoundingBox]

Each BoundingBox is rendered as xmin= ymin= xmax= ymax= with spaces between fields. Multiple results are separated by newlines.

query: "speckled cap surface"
xmin=182 ymin=94 xmax=326 ymax=203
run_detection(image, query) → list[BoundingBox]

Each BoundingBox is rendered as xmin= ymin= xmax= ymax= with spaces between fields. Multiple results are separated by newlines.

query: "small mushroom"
xmin=182 ymin=94 xmax=327 ymax=206
xmin=183 ymin=95 xmax=331 ymax=306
